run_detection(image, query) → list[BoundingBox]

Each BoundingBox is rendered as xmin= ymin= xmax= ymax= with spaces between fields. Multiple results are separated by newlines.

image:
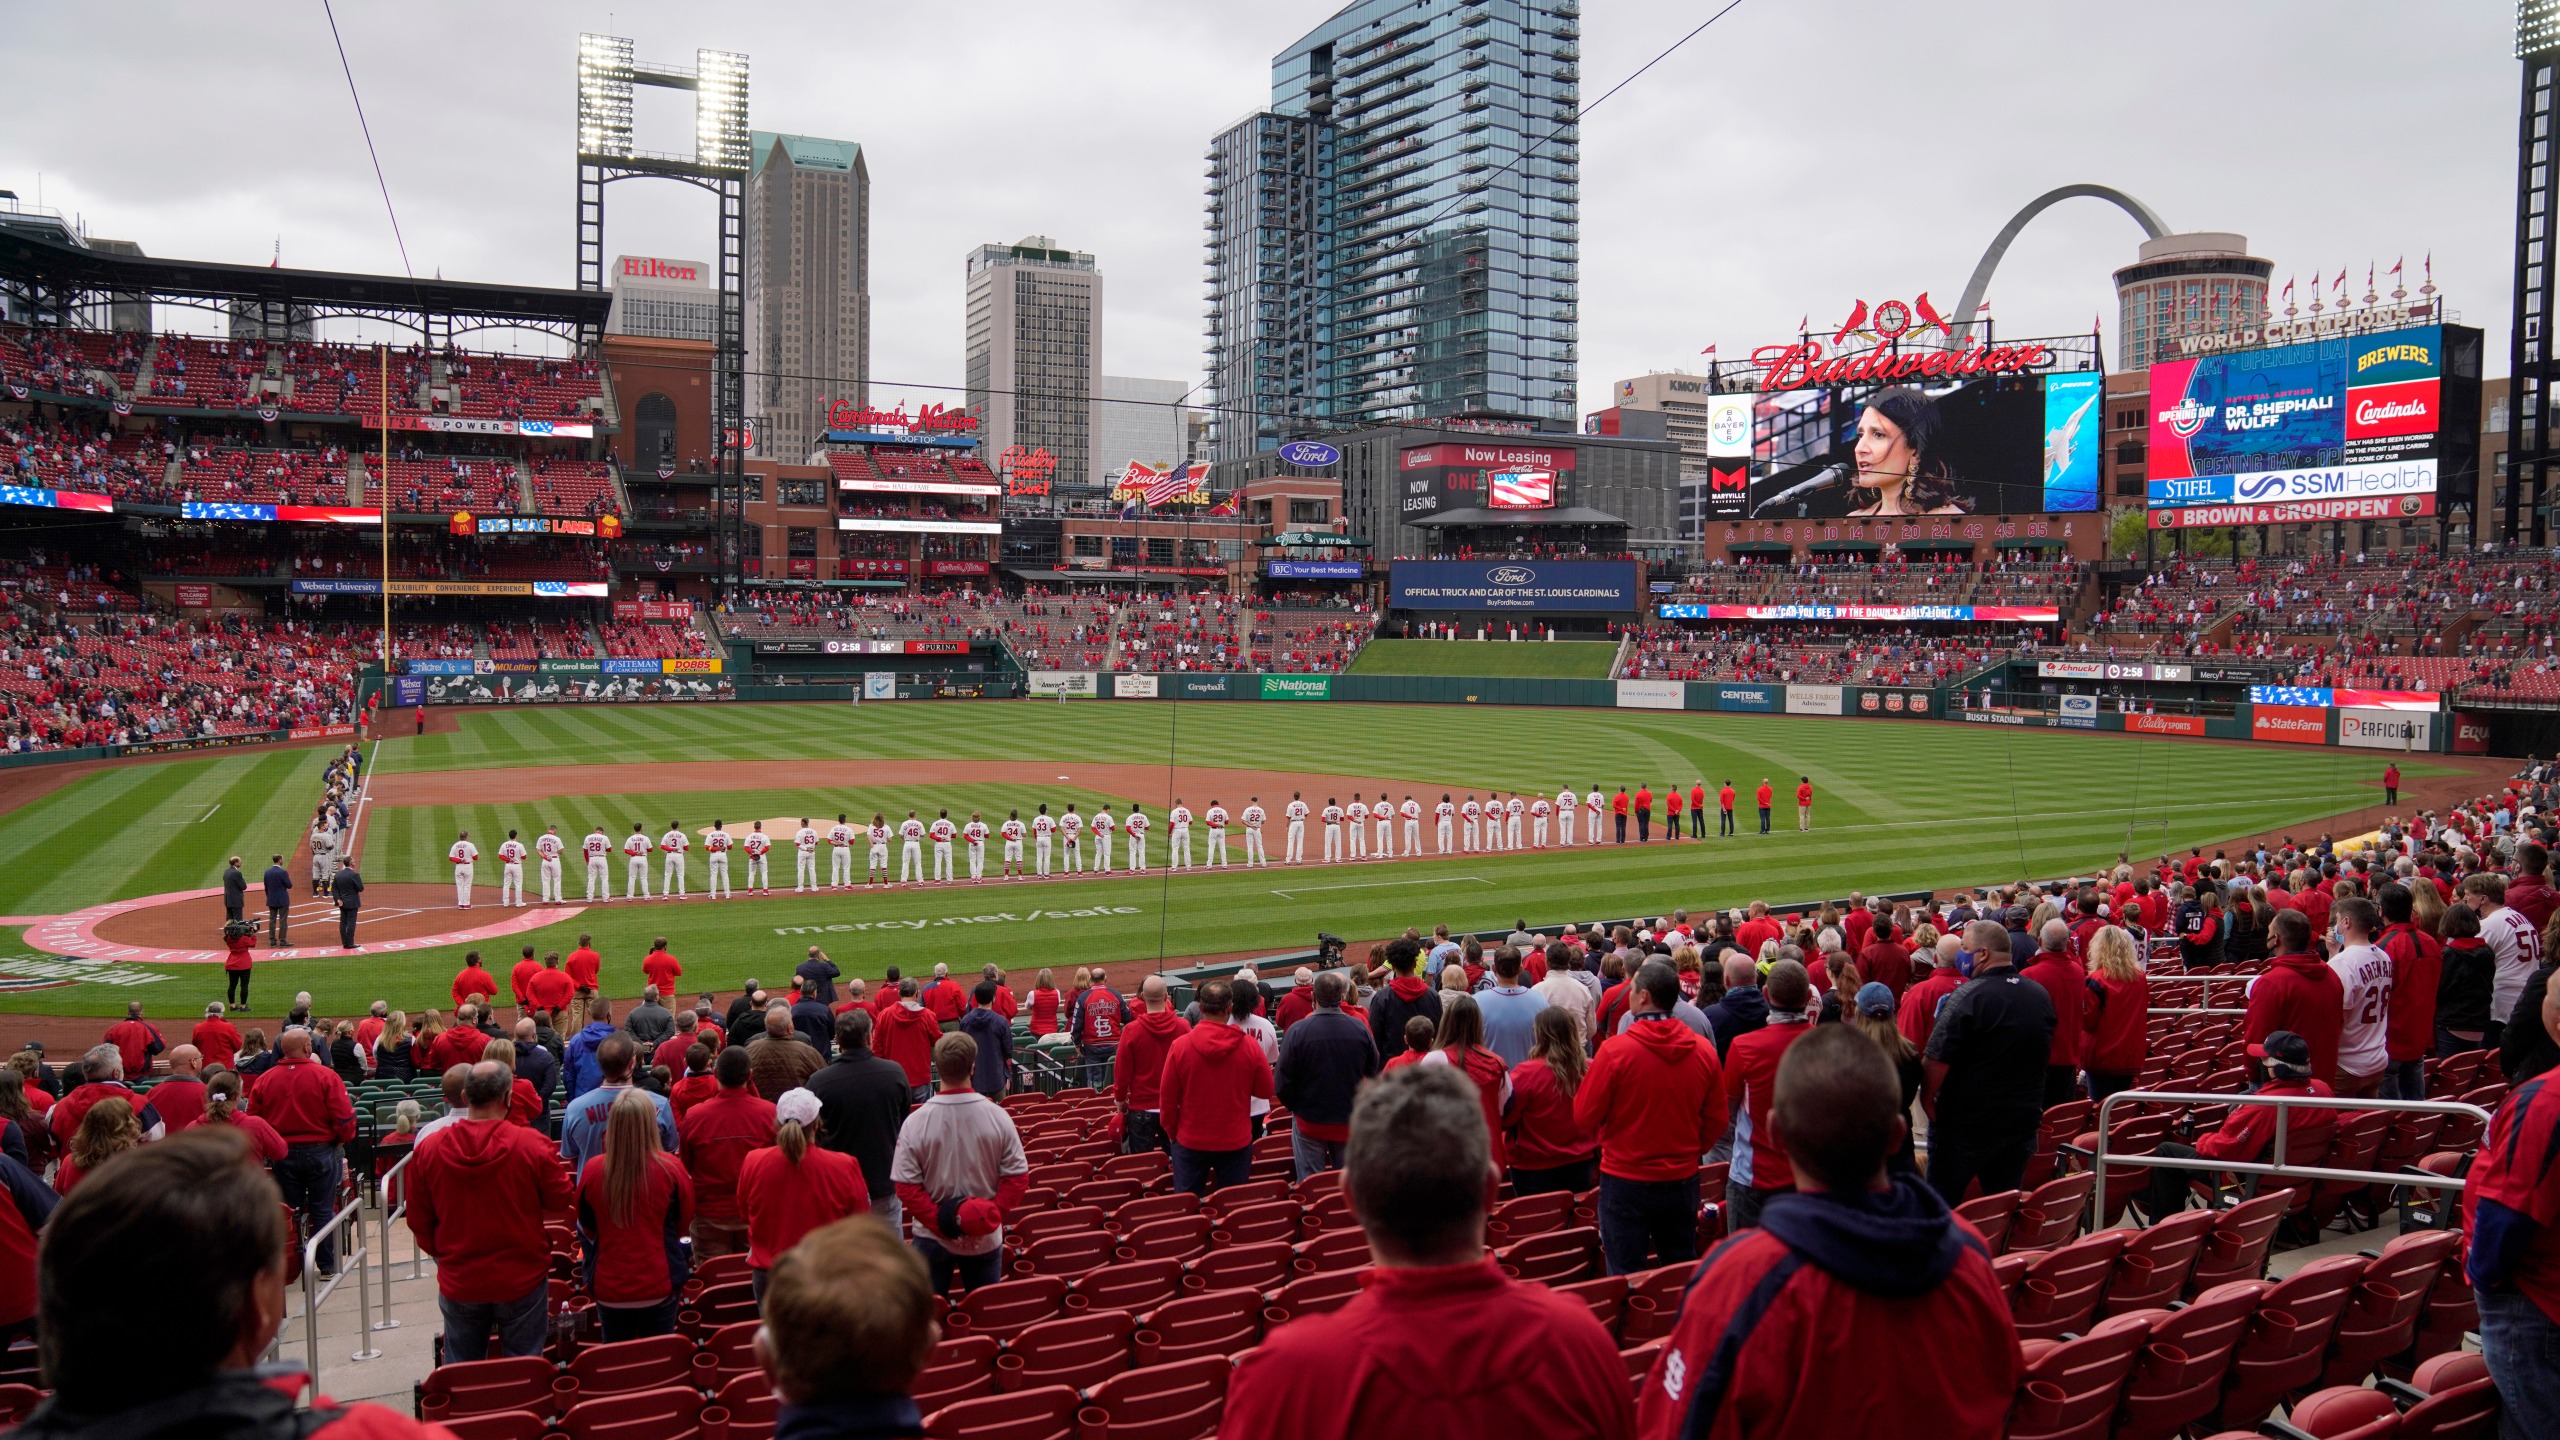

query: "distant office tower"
xmin=608 ymin=255 xmax=718 ymax=342
xmin=1204 ymin=0 xmax=1581 ymax=460
xmin=747 ymin=131 xmax=868 ymax=461
xmin=1093 ymin=376 xmax=1192 ymax=490
xmin=965 ymin=237 xmax=1102 ymax=498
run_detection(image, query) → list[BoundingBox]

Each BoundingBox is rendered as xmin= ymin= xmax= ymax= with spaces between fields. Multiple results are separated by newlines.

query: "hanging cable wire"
xmin=320 ymin=0 xmax=414 ymax=281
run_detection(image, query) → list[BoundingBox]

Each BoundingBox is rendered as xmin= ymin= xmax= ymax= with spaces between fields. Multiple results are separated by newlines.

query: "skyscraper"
xmin=1204 ymin=0 xmax=1580 ymax=460
xmin=747 ymin=131 xmax=868 ymax=461
xmin=965 ymin=237 xmax=1103 ymax=497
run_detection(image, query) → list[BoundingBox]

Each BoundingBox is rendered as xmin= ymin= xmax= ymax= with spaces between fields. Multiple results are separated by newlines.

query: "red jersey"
xmin=1719 ymin=1019 xmax=1809 ymax=1192
xmin=527 ymin=967 xmax=574 ymax=1014
xmin=1755 ymin=784 xmax=1774 ymax=809
xmin=1796 ymin=783 xmax=1812 ymax=806
xmin=564 ymin=947 xmax=603 ymax=991
xmin=450 ymin=966 xmax=498 ymax=1009
xmin=641 ymin=949 xmax=684 ymax=995
xmin=735 ymin=1145 xmax=869 ymax=1269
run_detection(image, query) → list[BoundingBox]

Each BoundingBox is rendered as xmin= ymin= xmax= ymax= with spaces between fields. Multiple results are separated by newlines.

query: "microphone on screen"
xmin=1749 ymin=464 xmax=1851 ymax=518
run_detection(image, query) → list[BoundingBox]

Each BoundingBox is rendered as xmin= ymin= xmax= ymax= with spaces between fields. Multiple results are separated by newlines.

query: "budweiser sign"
xmin=824 ymin=401 xmax=979 ymax=434
xmin=1749 ymin=337 xmax=2055 ymax=392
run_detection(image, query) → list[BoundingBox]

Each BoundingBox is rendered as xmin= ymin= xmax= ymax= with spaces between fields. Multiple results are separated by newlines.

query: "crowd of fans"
xmin=1621 ymin=621 xmax=2040 ymax=685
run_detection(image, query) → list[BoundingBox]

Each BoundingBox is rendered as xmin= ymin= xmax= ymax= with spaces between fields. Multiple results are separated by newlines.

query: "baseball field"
xmin=0 ymin=699 xmax=2451 ymax=1019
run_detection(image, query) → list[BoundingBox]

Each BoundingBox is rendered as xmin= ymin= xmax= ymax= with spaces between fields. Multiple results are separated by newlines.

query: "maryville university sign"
xmin=1744 ymin=294 xmax=2052 ymax=392
xmin=824 ymin=401 xmax=979 ymax=434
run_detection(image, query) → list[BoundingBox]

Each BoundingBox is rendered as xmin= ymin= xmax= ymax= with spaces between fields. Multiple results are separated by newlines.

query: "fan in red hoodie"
xmin=675 ymin=1047 xmax=778 ymax=1261
xmin=2378 ymin=883 xmax=2444 ymax=1099
xmin=1157 ymin=980 xmax=1273 ymax=1195
xmin=450 ymin=954 xmax=499 ymax=1011
xmin=2019 ymin=919 xmax=2093 ymax=1106
xmin=1575 ymin=961 xmax=1728 ymax=1274
xmin=1113 ymin=978 xmax=1191 ymax=1156
xmin=1717 ymin=961 xmax=1813 ymax=1233
xmin=2242 ymin=911 xmax=2346 ymax=1083
xmin=1898 ymin=950 xmax=1963 ymax=1051
xmin=1223 ymin=1065 xmax=1632 ymax=1440
xmin=872 ymin=982 xmax=942 ymax=1097
xmin=1636 ymin=1026 xmax=2020 ymax=1440
xmin=406 ymin=1062 xmax=575 ymax=1361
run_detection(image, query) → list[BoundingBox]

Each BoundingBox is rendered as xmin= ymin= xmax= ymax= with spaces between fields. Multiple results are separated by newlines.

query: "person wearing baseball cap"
xmin=2123 ymin=1030 xmax=2336 ymax=1227
xmin=735 ymin=1087 xmax=870 ymax=1302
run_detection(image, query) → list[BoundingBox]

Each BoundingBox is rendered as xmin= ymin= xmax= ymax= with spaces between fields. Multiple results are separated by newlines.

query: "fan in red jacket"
xmin=450 ymin=954 xmax=500 ymax=1010
xmin=406 ymin=1063 xmax=575 ymax=1360
xmin=1575 ymin=962 xmax=1728 ymax=1273
xmin=1637 ymin=1026 xmax=2021 ymax=1440
xmin=2018 ymin=923 xmax=2091 ymax=1104
xmin=1223 ymin=1065 xmax=1631 ymax=1440
xmin=1026 ymin=980 xmax=1064 ymax=1037
xmin=675 ymin=1047 xmax=778 ymax=1262
xmin=1718 ymin=962 xmax=1813 ymax=1230
xmin=2081 ymin=925 xmax=2149 ymax=1100
xmin=576 ymin=1090 xmax=696 ymax=1327
xmin=873 ymin=988 xmax=941 ymax=1093
xmin=2242 ymin=912 xmax=2346 ymax=1082
xmin=1113 ymin=983 xmax=1191 ymax=1132
xmin=2378 ymin=885 xmax=2444 ymax=1097
xmin=1157 ymin=981 xmax=1273 ymax=1193
xmin=920 ymin=970 xmax=969 ymax=1025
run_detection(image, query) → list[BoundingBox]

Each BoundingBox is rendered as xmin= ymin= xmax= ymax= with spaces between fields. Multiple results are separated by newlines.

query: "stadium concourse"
xmin=0 ymin=755 xmax=2539 ymax=1437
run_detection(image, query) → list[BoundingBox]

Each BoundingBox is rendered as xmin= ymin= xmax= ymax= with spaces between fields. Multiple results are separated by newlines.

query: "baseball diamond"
xmin=0 ymin=699 xmax=2460 ymax=1019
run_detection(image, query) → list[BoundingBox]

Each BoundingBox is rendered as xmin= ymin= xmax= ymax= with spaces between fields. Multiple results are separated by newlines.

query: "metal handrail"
xmin=2088 ymin=1088 xmax=2491 ymax=1223
xmin=300 ymin=1186 xmax=377 ymax=1381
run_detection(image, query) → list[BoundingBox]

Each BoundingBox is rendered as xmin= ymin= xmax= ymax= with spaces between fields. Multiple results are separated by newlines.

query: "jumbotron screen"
xmin=2144 ymin=324 xmax=2445 ymax=529
xmin=1705 ymin=373 xmax=2103 ymax=521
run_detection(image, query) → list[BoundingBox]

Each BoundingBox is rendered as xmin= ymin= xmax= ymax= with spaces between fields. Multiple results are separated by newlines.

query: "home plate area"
xmin=25 ymin=885 xmax=589 ymax=964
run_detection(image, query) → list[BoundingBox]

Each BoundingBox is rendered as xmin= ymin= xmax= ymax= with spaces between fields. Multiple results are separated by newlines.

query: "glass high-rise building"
xmin=1204 ymin=0 xmax=1580 ymax=461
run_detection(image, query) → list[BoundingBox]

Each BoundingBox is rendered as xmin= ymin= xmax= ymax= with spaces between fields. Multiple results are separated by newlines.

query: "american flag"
xmin=1489 ymin=470 xmax=1554 ymax=509
xmin=1135 ymin=464 xmax=1185 ymax=507
xmin=2248 ymin=685 xmax=2330 ymax=708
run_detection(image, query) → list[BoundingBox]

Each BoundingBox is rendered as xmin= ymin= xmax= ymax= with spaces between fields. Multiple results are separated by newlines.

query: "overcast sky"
xmin=0 ymin=1 xmax=2519 ymax=419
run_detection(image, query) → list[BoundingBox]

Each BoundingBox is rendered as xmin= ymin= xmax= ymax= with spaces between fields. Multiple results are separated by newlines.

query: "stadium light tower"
xmin=2510 ymin=1 xmax=2560 ymax=546
xmin=574 ymin=33 xmax=751 ymax=583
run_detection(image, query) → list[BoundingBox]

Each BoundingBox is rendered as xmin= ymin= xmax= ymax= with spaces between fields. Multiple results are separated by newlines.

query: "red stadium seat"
xmin=1619 ymin=1263 xmax=1693 ymax=1345
xmin=1133 ymin=1290 xmax=1264 ymax=1367
xmin=2100 ymin=1208 xmax=2216 ymax=1315
xmin=2007 ymin=1316 xmax=2149 ymax=1440
xmin=1557 ymin=1274 xmax=1628 ymax=1343
xmin=913 ymin=1336 xmax=1000 ymax=1415
xmin=554 ymin=1384 xmax=704 ymax=1440
xmin=441 ymin=1412 xmax=553 ymax=1440
xmin=1494 ymin=1226 xmax=1600 ymax=1286
xmin=1122 ymin=1215 xmax=1214 ymax=1264
xmin=997 ymin=1311 xmax=1137 ymax=1393
xmin=1210 ymin=1200 xmax=1301 ymax=1247
xmin=1071 ymin=1259 xmax=1187 ymax=1317
xmin=1109 ymin=1193 xmax=1201 ymax=1233
xmin=1076 ymin=1356 xmax=1230 ymax=1440
xmin=1950 ymin=1189 xmax=2019 ymax=1255
xmin=2010 ymin=1231 xmax=2126 ymax=1343
xmin=1185 ymin=1241 xmax=1292 ymax=1295
xmin=1291 ymin=1227 xmax=1371 ymax=1275
xmin=945 ymin=1276 xmax=1069 ymax=1343
xmin=565 ymin=1335 xmax=693 ymax=1399
xmin=714 ymin=1372 xmax=779 ymax=1440
xmin=2185 ymin=1192 xmax=2291 ymax=1295
xmin=2216 ymin=1254 xmax=2370 ymax=1429
xmin=925 ymin=1385 xmax=1082 ymax=1440
xmin=2280 ymin=1385 xmax=2402 ymax=1440
xmin=2113 ymin=1280 xmax=2266 ymax=1440
xmin=1620 ymin=1341 xmax=1664 ymax=1397
xmin=2009 ymin=1173 xmax=2093 ymax=1252
xmin=2321 ymin=1231 xmax=2463 ymax=1388
xmin=1019 ymin=1229 xmax=1119 ymax=1280
xmin=418 ymin=1357 xmax=564 ymax=1421
xmin=1265 ymin=1266 xmax=1369 ymax=1325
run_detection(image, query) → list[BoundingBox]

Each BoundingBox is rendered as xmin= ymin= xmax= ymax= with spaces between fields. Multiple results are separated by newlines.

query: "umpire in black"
xmin=329 ymin=862 xmax=364 ymax=949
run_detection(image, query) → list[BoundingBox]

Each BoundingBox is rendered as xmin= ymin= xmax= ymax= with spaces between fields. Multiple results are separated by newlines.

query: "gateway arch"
xmin=1951 ymin=185 xmax=2168 ymax=343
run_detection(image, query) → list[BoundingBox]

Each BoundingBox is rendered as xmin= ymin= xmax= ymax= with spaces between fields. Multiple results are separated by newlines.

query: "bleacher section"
xmin=175 ymin=445 xmax=349 ymax=505
xmin=366 ymin=453 xmax=523 ymax=514
xmin=526 ymin=457 xmax=619 ymax=517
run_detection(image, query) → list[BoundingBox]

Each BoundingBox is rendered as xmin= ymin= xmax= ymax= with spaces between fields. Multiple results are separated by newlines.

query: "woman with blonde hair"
xmin=481 ymin=1038 xmax=543 ymax=1128
xmin=2083 ymin=924 xmax=2149 ymax=1102
xmin=577 ymin=1088 xmax=694 ymax=1340
xmin=373 ymin=1010 xmax=416 ymax=1081
xmin=735 ymin=1087 xmax=868 ymax=1300
xmin=200 ymin=1070 xmax=285 ymax=1166
xmin=0 ymin=1078 xmax=46 ymax=1172
xmin=2407 ymin=874 xmax=2447 ymax=936
xmin=56 ymin=1097 xmax=140 ymax=1194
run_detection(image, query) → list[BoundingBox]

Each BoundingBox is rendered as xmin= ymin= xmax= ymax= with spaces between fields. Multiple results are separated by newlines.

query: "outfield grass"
xmin=0 ymin=701 xmax=2438 ymax=1016
xmin=1348 ymin=638 xmax=1620 ymax=678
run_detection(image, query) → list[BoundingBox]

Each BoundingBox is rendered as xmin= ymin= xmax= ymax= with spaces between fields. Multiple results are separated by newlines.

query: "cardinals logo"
xmin=1830 ymin=293 xmax=1955 ymax=345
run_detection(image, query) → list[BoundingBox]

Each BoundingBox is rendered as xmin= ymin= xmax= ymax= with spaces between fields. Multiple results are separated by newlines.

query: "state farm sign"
xmin=2250 ymin=705 xmax=2327 ymax=745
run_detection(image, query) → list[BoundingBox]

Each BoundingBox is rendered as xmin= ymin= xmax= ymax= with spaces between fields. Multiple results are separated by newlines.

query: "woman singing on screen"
xmin=1846 ymin=386 xmax=1974 ymax=516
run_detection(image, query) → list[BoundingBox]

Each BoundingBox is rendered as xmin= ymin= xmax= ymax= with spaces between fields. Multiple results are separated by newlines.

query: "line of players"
xmin=433 ymin=779 xmax=1811 ymax=904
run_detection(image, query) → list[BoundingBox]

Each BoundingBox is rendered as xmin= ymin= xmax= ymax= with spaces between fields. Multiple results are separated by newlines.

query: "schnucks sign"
xmin=1388 ymin=559 xmax=1638 ymax=612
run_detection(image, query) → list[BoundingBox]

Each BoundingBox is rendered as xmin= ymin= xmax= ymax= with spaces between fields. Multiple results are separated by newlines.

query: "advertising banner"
xmin=2337 ymin=707 xmax=2431 ymax=751
xmin=1114 ymin=674 xmax=1161 ymax=699
xmin=2126 ymin=712 xmax=2209 ymax=737
xmin=1708 ymin=684 xmax=1778 ymax=713
xmin=0 ymin=485 xmax=112 ymax=515
xmin=1659 ymin=603 xmax=2060 ymax=624
xmin=1175 ymin=674 xmax=1236 ymax=699
xmin=388 ymin=676 xmax=425 ymax=708
xmin=2453 ymin=713 xmax=2492 ymax=754
xmin=182 ymin=501 xmax=381 ymax=525
xmin=539 ymin=660 xmax=603 ymax=675
xmin=1028 ymin=671 xmax=1099 ymax=698
xmin=1853 ymin=688 xmax=1935 ymax=718
xmin=404 ymin=659 xmax=479 ymax=677
xmin=2039 ymin=659 xmax=2196 ymax=683
xmin=2146 ymin=325 xmax=2447 ymax=524
xmin=925 ymin=560 xmax=993 ymax=577
xmin=1719 ymin=374 xmax=2101 ymax=519
xmin=419 ymin=673 xmax=731 ymax=705
xmin=1615 ymin=679 xmax=1685 ymax=711
xmin=1785 ymin=685 xmax=1845 ymax=716
xmin=601 ymin=658 xmax=662 ymax=676
xmin=1268 ymin=560 xmax=1365 ymax=580
xmin=172 ymin=583 xmax=213 ymax=608
xmin=662 ymin=658 xmax=723 ymax=675
xmin=864 ymin=672 xmax=897 ymax=701
xmin=1388 ymin=559 xmax=1639 ymax=612
xmin=286 ymin=723 xmax=359 ymax=741
xmin=488 ymin=661 xmax=538 ymax=675
xmin=1260 ymin=675 xmax=1333 ymax=701
xmin=2250 ymin=704 xmax=2329 ymax=745
xmin=2057 ymin=694 xmax=2100 ymax=729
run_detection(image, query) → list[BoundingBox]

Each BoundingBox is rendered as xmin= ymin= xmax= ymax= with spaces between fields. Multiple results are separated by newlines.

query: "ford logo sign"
xmin=1487 ymin=566 xmax=1535 ymax=586
xmin=1277 ymin=441 xmax=1340 ymax=467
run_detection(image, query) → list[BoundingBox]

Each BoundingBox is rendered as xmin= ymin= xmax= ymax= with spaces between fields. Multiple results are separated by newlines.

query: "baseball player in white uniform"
xmin=705 ymin=822 xmax=733 ymax=899
xmin=964 ymin=813 xmax=990 ymax=881
xmin=1284 ymin=794 xmax=1308 ymax=864
xmin=1584 ymin=787 xmax=1605 ymax=845
xmin=1241 ymin=799 xmax=1267 ymax=866
xmin=1461 ymin=795 xmax=1482 ymax=853
xmin=1092 ymin=806 xmax=1116 ymax=873
xmin=866 ymin=815 xmax=892 ymax=886
xmin=536 ymin=824 xmax=566 ymax=903
xmin=496 ymin=830 xmax=527 ymax=906
xmin=1204 ymin=803 xmax=1229 ymax=867
xmin=659 ymin=822 xmax=690 ymax=898
xmin=743 ymin=822 xmax=772 ymax=894
xmin=1124 ymin=805 xmax=1149 ymax=872
xmin=583 ymin=826 xmax=612 ymax=899
xmin=1032 ymin=806 xmax=1056 ymax=876
xmin=793 ymin=820 xmax=820 ymax=892
xmin=622 ymin=823 xmax=653 ymax=899
xmin=1435 ymin=794 xmax=1455 ymax=854
xmin=1000 ymin=811 xmax=1027 ymax=878
xmin=1401 ymin=795 xmax=1422 ymax=857
xmin=448 ymin=831 xmax=478 ymax=907
xmin=1531 ymin=793 xmax=1552 ymax=849
xmin=898 ymin=812 xmax=926 ymax=884
xmin=1345 ymin=798 xmax=1367 ymax=860
xmin=1506 ymin=794 xmax=1526 ymax=850
xmin=1167 ymin=802 xmax=1193 ymax=870
xmin=1060 ymin=806 xmax=1085 ymax=873
xmin=929 ymin=812 xmax=956 ymax=883
xmin=1374 ymin=794 xmax=1394 ymax=859
xmin=1321 ymin=798 xmax=1344 ymax=863
xmin=1556 ymin=786 xmax=1578 ymax=848
xmin=828 ymin=814 xmax=857 ymax=888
